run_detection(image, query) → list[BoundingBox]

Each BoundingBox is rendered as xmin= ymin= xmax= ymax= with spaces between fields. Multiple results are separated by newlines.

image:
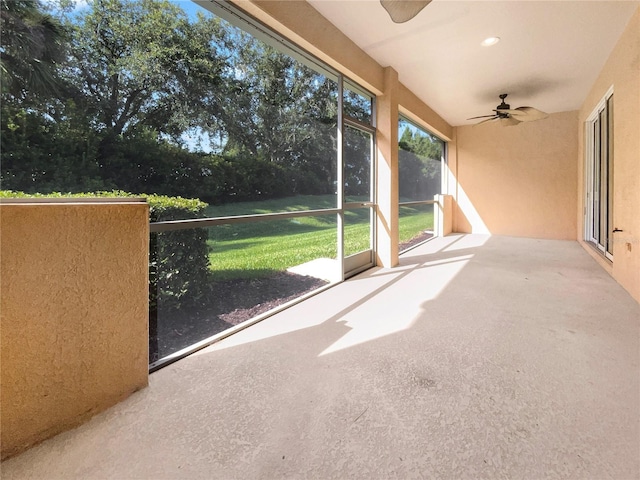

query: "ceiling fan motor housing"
xmin=497 ymin=93 xmax=510 ymax=117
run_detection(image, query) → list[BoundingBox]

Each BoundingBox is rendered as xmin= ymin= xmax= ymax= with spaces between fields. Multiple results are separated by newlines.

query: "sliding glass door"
xmin=585 ymin=90 xmax=614 ymax=260
xmin=341 ymin=83 xmax=376 ymax=277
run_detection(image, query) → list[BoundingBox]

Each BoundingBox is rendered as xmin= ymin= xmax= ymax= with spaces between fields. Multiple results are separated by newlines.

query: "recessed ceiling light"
xmin=481 ymin=37 xmax=500 ymax=47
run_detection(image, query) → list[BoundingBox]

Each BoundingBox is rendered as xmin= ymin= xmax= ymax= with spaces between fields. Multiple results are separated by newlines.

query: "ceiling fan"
xmin=468 ymin=94 xmax=549 ymax=126
xmin=380 ymin=0 xmax=431 ymax=23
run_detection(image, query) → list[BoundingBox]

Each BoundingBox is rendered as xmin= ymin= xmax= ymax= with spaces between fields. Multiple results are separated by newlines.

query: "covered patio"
xmin=3 ymin=234 xmax=638 ymax=479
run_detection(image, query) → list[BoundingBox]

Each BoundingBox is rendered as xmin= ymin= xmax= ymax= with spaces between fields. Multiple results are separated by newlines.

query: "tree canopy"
xmin=0 ymin=0 xmax=427 ymax=204
xmin=0 ymin=0 xmax=68 ymax=98
xmin=398 ymin=124 xmax=443 ymax=200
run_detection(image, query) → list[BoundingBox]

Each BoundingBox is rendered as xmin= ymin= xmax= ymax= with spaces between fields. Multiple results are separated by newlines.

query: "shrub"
xmin=145 ymin=194 xmax=210 ymax=315
xmin=216 ymin=156 xmax=291 ymax=202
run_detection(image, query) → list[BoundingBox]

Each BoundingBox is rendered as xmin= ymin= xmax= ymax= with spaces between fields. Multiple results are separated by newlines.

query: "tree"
xmin=218 ymin=32 xmax=339 ymax=193
xmin=55 ymin=0 xmax=236 ymax=192
xmin=398 ymin=125 xmax=443 ymax=199
xmin=63 ymin=1 xmax=230 ymax=144
xmin=400 ymin=126 xmax=442 ymax=161
xmin=0 ymin=0 xmax=68 ymax=99
xmin=1 ymin=0 xmax=348 ymax=200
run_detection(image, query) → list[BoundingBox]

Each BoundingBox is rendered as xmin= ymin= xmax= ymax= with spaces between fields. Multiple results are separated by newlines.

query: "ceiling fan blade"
xmin=473 ymin=116 xmax=499 ymax=126
xmin=380 ymin=0 xmax=431 ymax=23
xmin=467 ymin=114 xmax=497 ymax=120
xmin=510 ymin=107 xmax=549 ymax=122
xmin=493 ymin=107 xmax=549 ymax=121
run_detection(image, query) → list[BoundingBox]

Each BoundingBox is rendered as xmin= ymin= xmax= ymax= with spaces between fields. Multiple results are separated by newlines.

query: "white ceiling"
xmin=307 ymin=0 xmax=639 ymax=126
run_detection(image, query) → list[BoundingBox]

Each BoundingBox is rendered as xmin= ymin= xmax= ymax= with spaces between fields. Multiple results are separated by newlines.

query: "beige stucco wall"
xmin=376 ymin=67 xmax=401 ymax=266
xmin=577 ymin=6 xmax=640 ymax=303
xmin=435 ymin=194 xmax=453 ymax=237
xmin=452 ymin=111 xmax=579 ymax=239
xmin=0 ymin=201 xmax=149 ymax=459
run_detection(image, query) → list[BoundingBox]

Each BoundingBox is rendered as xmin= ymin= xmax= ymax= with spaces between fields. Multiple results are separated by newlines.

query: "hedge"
xmin=0 ymin=190 xmax=211 ymax=316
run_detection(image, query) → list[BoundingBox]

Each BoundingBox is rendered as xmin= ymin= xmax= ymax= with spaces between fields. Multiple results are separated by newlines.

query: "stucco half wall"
xmin=452 ymin=111 xmax=579 ymax=240
xmin=0 ymin=201 xmax=149 ymax=459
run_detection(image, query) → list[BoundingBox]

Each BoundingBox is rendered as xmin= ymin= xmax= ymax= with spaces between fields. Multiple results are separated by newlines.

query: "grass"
xmin=399 ymin=203 xmax=435 ymax=243
xmin=204 ymin=194 xmax=338 ymax=217
xmin=204 ymin=195 xmax=433 ymax=280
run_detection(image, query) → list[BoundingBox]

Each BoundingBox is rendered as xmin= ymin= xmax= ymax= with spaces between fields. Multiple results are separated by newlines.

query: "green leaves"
xmin=398 ymin=123 xmax=444 ymax=200
xmin=0 ymin=0 xmax=68 ymax=99
xmin=67 ymin=0 xmax=191 ymax=135
xmin=1 ymin=0 xmax=359 ymax=202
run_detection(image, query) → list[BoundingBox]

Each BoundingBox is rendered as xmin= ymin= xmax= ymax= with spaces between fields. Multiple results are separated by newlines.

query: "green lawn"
xmin=399 ymin=203 xmax=435 ymax=244
xmin=204 ymin=195 xmax=433 ymax=280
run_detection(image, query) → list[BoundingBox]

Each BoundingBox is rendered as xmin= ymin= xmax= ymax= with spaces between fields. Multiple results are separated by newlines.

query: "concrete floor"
xmin=3 ymin=234 xmax=639 ymax=479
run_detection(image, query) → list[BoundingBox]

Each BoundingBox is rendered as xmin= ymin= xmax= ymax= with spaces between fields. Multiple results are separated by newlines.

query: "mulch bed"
xmin=399 ymin=230 xmax=434 ymax=252
xmin=150 ymin=272 xmax=327 ymax=363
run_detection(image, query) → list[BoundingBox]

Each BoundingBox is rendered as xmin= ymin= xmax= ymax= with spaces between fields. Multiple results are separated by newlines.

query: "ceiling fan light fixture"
xmin=481 ymin=36 xmax=501 ymax=47
xmin=380 ymin=0 xmax=431 ymax=23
